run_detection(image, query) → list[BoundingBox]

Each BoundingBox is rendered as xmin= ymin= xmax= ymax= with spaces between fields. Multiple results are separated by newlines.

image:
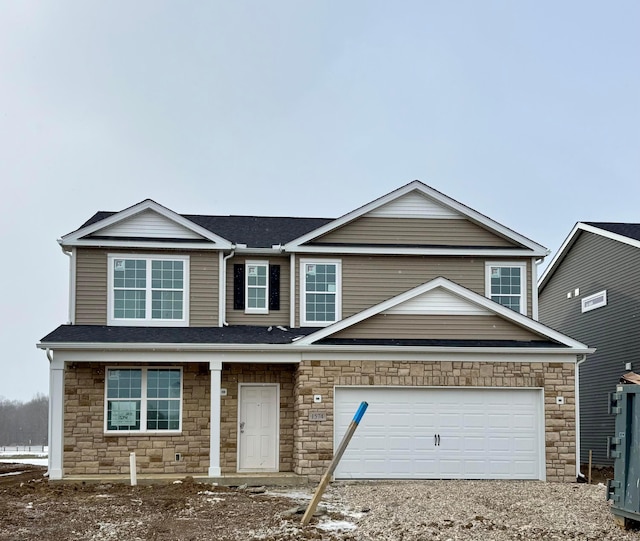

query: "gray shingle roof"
xmin=40 ymin=325 xmax=320 ymax=345
xmin=78 ymin=212 xmax=333 ymax=248
xmin=583 ymin=222 xmax=640 ymax=243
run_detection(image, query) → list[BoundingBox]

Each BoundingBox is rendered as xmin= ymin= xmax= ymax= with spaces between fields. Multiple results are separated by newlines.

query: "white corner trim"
xmin=289 ymin=253 xmax=296 ymax=329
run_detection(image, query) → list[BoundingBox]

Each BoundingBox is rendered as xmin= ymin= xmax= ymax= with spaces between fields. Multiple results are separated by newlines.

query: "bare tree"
xmin=0 ymin=394 xmax=48 ymax=446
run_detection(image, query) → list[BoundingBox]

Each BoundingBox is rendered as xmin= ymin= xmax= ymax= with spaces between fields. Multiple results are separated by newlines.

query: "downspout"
xmin=220 ymin=250 xmax=235 ymax=327
xmin=532 ymin=257 xmax=544 ymax=321
xmin=60 ymin=245 xmax=75 ymax=324
xmin=576 ymin=353 xmax=587 ymax=480
xmin=45 ymin=348 xmax=53 ymax=477
xmin=289 ymin=253 xmax=296 ymax=329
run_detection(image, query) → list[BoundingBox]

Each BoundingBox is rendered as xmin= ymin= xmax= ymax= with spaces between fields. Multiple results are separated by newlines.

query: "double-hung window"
xmin=105 ymin=367 xmax=182 ymax=433
xmin=300 ymin=259 xmax=341 ymax=326
xmin=485 ymin=262 xmax=527 ymax=315
xmin=108 ymin=254 xmax=189 ymax=325
xmin=245 ymin=261 xmax=268 ymax=314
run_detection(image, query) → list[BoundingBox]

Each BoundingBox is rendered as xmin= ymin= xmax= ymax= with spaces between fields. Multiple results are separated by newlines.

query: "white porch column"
xmin=208 ymin=360 xmax=222 ymax=477
xmin=48 ymin=356 xmax=65 ymax=480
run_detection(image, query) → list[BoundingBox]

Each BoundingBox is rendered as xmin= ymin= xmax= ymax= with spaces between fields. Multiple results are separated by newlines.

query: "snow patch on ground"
xmin=317 ymin=520 xmax=357 ymax=532
xmin=0 ymin=458 xmax=48 ymax=466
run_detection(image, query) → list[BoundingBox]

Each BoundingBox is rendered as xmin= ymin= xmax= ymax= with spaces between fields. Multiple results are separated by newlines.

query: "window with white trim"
xmin=108 ymin=255 xmax=189 ymax=325
xmin=582 ymin=290 xmax=607 ymax=313
xmin=245 ymin=261 xmax=268 ymax=314
xmin=105 ymin=367 xmax=182 ymax=433
xmin=300 ymin=260 xmax=341 ymax=326
xmin=485 ymin=262 xmax=527 ymax=314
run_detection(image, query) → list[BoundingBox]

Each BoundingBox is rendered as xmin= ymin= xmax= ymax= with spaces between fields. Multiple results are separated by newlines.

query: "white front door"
xmin=238 ymin=384 xmax=279 ymax=472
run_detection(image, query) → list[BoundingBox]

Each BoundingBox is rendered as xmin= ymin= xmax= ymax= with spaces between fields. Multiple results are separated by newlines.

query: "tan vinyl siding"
xmin=333 ymin=314 xmax=542 ymax=341
xmin=190 ymin=252 xmax=218 ymax=326
xmin=76 ymin=249 xmax=108 ymax=325
xmin=75 ymin=248 xmax=219 ymax=326
xmin=312 ymin=217 xmax=518 ymax=247
xmin=225 ymin=256 xmax=290 ymax=326
xmin=295 ymin=255 xmax=534 ymax=326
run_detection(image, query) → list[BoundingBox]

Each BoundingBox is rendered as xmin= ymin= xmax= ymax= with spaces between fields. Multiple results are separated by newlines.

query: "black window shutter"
xmin=269 ymin=265 xmax=280 ymax=311
xmin=233 ymin=264 xmax=245 ymax=310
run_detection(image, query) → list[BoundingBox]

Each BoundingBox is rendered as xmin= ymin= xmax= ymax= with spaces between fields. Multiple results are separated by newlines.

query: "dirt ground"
xmin=0 ymin=463 xmax=351 ymax=541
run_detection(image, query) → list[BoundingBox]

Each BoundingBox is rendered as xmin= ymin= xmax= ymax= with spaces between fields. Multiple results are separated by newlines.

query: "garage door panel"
xmin=334 ymin=387 xmax=542 ymax=480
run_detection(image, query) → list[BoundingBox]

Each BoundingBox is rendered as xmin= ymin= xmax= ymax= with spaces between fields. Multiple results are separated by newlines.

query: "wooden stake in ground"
xmin=301 ymin=401 xmax=368 ymax=526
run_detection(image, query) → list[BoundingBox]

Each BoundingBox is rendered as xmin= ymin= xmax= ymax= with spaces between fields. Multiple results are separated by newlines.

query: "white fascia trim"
xmin=59 ymin=199 xmax=234 ymax=248
xmin=60 ymin=239 xmax=225 ymax=250
xmin=295 ymin=276 xmax=592 ymax=349
xmin=36 ymin=342 xmax=304 ymax=353
xmin=288 ymin=246 xmax=543 ymax=257
xmin=283 ymin=181 xmax=548 ymax=255
xmin=539 ymin=222 xmax=640 ymax=290
xmin=302 ymin=351 xmax=585 ymax=362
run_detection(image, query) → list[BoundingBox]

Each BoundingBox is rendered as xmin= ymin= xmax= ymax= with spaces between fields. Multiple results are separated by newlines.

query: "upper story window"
xmin=108 ymin=254 xmax=189 ymax=326
xmin=105 ymin=367 xmax=182 ymax=433
xmin=245 ymin=261 xmax=268 ymax=314
xmin=485 ymin=262 xmax=526 ymax=315
xmin=300 ymin=259 xmax=341 ymax=327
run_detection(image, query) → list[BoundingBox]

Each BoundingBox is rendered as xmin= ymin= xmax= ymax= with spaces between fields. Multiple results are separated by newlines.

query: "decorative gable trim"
xmin=283 ymin=181 xmax=548 ymax=256
xmin=538 ymin=222 xmax=640 ymax=291
xmin=296 ymin=277 xmax=590 ymax=350
xmin=59 ymin=199 xmax=234 ymax=250
xmin=383 ymin=287 xmax=491 ymax=316
xmin=368 ymin=191 xmax=461 ymax=219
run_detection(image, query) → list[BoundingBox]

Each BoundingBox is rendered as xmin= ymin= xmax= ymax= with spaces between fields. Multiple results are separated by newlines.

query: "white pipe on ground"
xmin=130 ymin=452 xmax=137 ymax=486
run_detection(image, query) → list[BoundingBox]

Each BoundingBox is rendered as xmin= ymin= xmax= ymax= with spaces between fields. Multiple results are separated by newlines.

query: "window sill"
xmin=104 ymin=430 xmax=182 ymax=436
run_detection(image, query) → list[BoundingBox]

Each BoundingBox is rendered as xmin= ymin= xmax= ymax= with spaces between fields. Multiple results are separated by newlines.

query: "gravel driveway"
xmin=322 ymin=480 xmax=640 ymax=540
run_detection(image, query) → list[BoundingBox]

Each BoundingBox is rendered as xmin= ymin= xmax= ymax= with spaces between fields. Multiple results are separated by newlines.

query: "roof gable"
xmin=284 ymin=181 xmax=548 ymax=255
xmin=539 ymin=222 xmax=640 ymax=291
xmin=296 ymin=277 xmax=590 ymax=349
xmin=60 ymin=199 xmax=234 ymax=249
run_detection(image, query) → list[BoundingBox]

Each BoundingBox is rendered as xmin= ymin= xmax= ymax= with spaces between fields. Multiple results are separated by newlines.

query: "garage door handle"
xmin=434 ymin=434 xmax=437 ymax=446
xmin=437 ymin=434 xmax=441 ymax=446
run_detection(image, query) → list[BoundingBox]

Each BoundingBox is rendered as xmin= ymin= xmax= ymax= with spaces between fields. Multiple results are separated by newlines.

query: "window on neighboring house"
xmin=485 ymin=262 xmax=527 ymax=315
xmin=581 ymin=290 xmax=607 ymax=313
xmin=105 ymin=367 xmax=182 ymax=433
xmin=108 ymin=255 xmax=189 ymax=325
xmin=245 ymin=261 xmax=268 ymax=314
xmin=301 ymin=260 xmax=341 ymax=326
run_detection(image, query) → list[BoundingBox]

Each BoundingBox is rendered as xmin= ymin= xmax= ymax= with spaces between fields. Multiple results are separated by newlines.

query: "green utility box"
xmin=606 ymin=383 xmax=640 ymax=528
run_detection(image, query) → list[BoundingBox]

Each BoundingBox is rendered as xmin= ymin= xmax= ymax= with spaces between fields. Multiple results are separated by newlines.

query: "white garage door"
xmin=334 ymin=387 xmax=544 ymax=480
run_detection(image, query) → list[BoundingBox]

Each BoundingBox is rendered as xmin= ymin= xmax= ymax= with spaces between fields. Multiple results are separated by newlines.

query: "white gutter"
xmin=36 ymin=341 xmax=594 ymax=355
xmin=283 ymin=246 xmax=547 ymax=257
xmin=220 ymin=250 xmax=235 ymax=326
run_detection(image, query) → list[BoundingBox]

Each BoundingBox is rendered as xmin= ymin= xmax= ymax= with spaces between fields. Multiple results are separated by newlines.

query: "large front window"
xmin=108 ymin=255 xmax=189 ymax=325
xmin=245 ymin=261 xmax=268 ymax=314
xmin=301 ymin=260 xmax=341 ymax=326
xmin=105 ymin=368 xmax=182 ymax=433
xmin=485 ymin=262 xmax=526 ymax=314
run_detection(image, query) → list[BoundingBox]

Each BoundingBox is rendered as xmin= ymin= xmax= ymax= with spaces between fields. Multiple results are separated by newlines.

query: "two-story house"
xmin=539 ymin=222 xmax=640 ymax=469
xmin=38 ymin=181 xmax=591 ymax=483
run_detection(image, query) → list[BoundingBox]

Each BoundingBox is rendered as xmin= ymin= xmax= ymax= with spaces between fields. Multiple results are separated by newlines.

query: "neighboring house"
xmin=538 ymin=222 xmax=640 ymax=467
xmin=38 ymin=181 xmax=591 ymax=483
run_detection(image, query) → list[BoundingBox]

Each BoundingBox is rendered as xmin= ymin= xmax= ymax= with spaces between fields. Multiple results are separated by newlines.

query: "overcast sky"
xmin=0 ymin=1 xmax=638 ymax=402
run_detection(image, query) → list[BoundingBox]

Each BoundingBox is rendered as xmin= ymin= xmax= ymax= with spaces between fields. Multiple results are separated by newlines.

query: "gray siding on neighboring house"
xmin=75 ymin=248 xmax=219 ymax=327
xmin=313 ymin=217 xmax=519 ymax=247
xmin=333 ymin=314 xmax=543 ymax=341
xmin=539 ymin=231 xmax=640 ymax=466
xmin=295 ymin=255 xmax=533 ymax=326
xmin=225 ymin=256 xmax=290 ymax=326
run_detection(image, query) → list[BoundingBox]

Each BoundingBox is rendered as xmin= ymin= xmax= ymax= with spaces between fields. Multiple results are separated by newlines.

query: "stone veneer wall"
xmin=220 ymin=363 xmax=295 ymax=473
xmin=63 ymin=363 xmax=210 ymax=475
xmin=293 ymin=360 xmax=576 ymax=482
